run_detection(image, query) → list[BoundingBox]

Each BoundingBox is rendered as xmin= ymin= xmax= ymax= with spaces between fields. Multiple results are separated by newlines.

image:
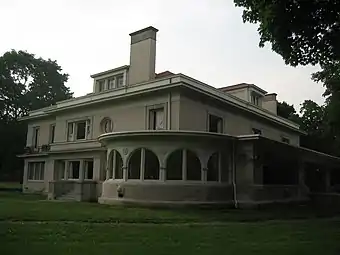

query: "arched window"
xmin=166 ymin=150 xmax=183 ymax=180
xmin=144 ymin=149 xmax=160 ymax=180
xmin=207 ymin=152 xmax=219 ymax=181
xmin=128 ymin=148 xmax=160 ymax=180
xmin=113 ymin=150 xmax=123 ymax=179
xmin=107 ymin=149 xmax=123 ymax=179
xmin=166 ymin=149 xmax=201 ymax=181
xmin=186 ymin=150 xmax=201 ymax=181
xmin=128 ymin=149 xmax=141 ymax=179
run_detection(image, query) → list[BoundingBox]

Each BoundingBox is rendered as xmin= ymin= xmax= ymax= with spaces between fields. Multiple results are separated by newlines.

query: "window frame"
xmin=32 ymin=126 xmax=40 ymax=148
xmin=208 ymin=113 xmax=224 ymax=133
xmin=49 ymin=124 xmax=56 ymax=143
xmin=27 ymin=161 xmax=45 ymax=181
xmin=146 ymin=103 xmax=167 ymax=130
xmin=67 ymin=118 xmax=91 ymax=141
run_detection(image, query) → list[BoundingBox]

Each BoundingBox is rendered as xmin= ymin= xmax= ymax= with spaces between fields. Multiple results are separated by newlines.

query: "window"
xmin=117 ymin=75 xmax=124 ymax=87
xmin=84 ymin=160 xmax=94 ymax=180
xmin=76 ymin=122 xmax=86 ymax=140
xmin=97 ymin=80 xmax=105 ymax=92
xmin=208 ymin=114 xmax=223 ymax=133
xmin=252 ymin=128 xmax=262 ymax=135
xmin=50 ymin=124 xmax=55 ymax=143
xmin=27 ymin=162 xmax=45 ymax=180
xmin=108 ymin=77 xmax=116 ymax=89
xmin=101 ymin=118 xmax=113 ymax=133
xmin=67 ymin=119 xmax=91 ymax=141
xmin=251 ymin=93 xmax=261 ymax=106
xmin=68 ymin=161 xmax=80 ymax=179
xmin=149 ymin=108 xmax=165 ymax=130
xmin=32 ymin=127 xmax=40 ymax=148
xmin=281 ymin=136 xmax=290 ymax=144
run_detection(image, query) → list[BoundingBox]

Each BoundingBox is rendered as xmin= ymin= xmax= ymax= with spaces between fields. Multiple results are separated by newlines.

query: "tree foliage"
xmin=0 ymin=50 xmax=73 ymax=181
xmin=234 ymin=0 xmax=340 ymax=66
xmin=235 ymin=0 xmax=340 ymax=156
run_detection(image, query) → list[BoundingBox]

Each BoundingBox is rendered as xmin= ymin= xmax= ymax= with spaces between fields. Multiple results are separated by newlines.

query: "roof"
xmin=129 ymin=26 xmax=159 ymax=36
xmin=90 ymin=65 xmax=129 ymax=78
xmin=219 ymin=83 xmax=267 ymax=94
xmin=155 ymin=71 xmax=175 ymax=79
xmin=238 ymin=135 xmax=340 ymax=166
xmin=20 ymin=73 xmax=302 ymax=133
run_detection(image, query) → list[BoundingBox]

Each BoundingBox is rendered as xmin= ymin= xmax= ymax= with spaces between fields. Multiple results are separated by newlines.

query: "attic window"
xmin=251 ymin=94 xmax=260 ymax=106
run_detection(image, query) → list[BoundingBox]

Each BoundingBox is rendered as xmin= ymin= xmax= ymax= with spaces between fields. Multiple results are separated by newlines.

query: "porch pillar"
xmin=64 ymin=161 xmax=69 ymax=180
xmin=122 ymin=166 xmax=128 ymax=181
xmin=112 ymin=150 xmax=116 ymax=179
xmin=79 ymin=160 xmax=84 ymax=181
xmin=202 ymin=167 xmax=208 ymax=182
xmin=160 ymin=167 xmax=166 ymax=181
xmin=23 ymin=161 xmax=28 ymax=189
xmin=140 ymin=148 xmax=145 ymax=180
xmin=325 ymin=169 xmax=331 ymax=192
xmin=182 ymin=149 xmax=187 ymax=181
xmin=298 ymin=160 xmax=309 ymax=197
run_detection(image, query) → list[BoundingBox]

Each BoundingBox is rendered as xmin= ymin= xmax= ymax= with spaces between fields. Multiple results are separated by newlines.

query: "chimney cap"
xmin=129 ymin=26 xmax=159 ymax=37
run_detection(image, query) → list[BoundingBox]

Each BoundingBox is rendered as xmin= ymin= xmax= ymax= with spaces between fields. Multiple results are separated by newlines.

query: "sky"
xmin=0 ymin=0 xmax=326 ymax=110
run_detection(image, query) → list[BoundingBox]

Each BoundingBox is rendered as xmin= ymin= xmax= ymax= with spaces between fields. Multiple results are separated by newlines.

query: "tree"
xmin=234 ymin=0 xmax=340 ymax=155
xmin=277 ymin=101 xmax=299 ymax=123
xmin=234 ymin=0 xmax=340 ymax=66
xmin=0 ymin=50 xmax=73 ymax=181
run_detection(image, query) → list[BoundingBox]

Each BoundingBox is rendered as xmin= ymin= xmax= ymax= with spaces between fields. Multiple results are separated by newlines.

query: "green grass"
xmin=0 ymin=182 xmax=21 ymax=189
xmin=1 ymin=192 xmax=340 ymax=254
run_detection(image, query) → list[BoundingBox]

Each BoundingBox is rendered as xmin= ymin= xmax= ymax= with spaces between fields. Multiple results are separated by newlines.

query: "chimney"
xmin=262 ymin=93 xmax=278 ymax=115
xmin=128 ymin=26 xmax=158 ymax=85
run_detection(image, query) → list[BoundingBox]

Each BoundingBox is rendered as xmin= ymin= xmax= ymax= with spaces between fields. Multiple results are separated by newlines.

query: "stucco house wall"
xmin=179 ymin=94 xmax=300 ymax=145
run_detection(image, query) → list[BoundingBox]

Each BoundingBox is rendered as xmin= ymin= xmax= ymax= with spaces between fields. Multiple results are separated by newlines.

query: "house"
xmin=19 ymin=26 xmax=340 ymax=207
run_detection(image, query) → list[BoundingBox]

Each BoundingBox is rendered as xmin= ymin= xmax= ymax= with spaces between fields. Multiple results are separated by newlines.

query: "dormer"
xmin=219 ymin=83 xmax=277 ymax=114
xmin=90 ymin=65 xmax=129 ymax=93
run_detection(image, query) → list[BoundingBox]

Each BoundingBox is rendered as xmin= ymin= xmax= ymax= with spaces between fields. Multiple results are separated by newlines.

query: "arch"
xmin=127 ymin=148 xmax=160 ymax=180
xmin=144 ymin=149 xmax=160 ymax=180
xmin=128 ymin=148 xmax=142 ymax=179
xmin=207 ymin=152 xmax=219 ymax=181
xmin=108 ymin=149 xmax=123 ymax=179
xmin=166 ymin=149 xmax=183 ymax=180
xmin=166 ymin=149 xmax=202 ymax=181
xmin=186 ymin=150 xmax=201 ymax=181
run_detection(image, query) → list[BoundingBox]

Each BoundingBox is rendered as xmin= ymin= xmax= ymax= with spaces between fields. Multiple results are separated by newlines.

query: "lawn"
xmin=1 ymin=192 xmax=340 ymax=255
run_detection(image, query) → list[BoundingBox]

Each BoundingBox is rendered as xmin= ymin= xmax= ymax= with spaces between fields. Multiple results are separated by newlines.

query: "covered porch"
xmin=236 ymin=135 xmax=340 ymax=206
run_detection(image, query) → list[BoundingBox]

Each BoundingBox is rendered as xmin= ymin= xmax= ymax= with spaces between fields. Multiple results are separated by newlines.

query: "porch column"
xmin=64 ymin=161 xmax=69 ymax=180
xmin=218 ymin=152 xmax=222 ymax=183
xmin=112 ymin=150 xmax=116 ymax=179
xmin=122 ymin=166 xmax=128 ymax=181
xmin=182 ymin=149 xmax=187 ymax=181
xmin=160 ymin=166 xmax=166 ymax=181
xmin=202 ymin=167 xmax=208 ymax=182
xmin=325 ymin=169 xmax=331 ymax=192
xmin=298 ymin=160 xmax=309 ymax=196
xmin=79 ymin=160 xmax=84 ymax=181
xmin=140 ymin=148 xmax=145 ymax=180
xmin=23 ymin=161 xmax=28 ymax=189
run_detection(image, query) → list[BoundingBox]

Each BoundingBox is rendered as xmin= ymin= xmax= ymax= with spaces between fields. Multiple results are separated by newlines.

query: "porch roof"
xmin=238 ymin=135 xmax=340 ymax=168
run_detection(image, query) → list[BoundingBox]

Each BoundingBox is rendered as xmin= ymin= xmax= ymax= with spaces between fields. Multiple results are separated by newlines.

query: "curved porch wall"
xmin=100 ymin=180 xmax=233 ymax=204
